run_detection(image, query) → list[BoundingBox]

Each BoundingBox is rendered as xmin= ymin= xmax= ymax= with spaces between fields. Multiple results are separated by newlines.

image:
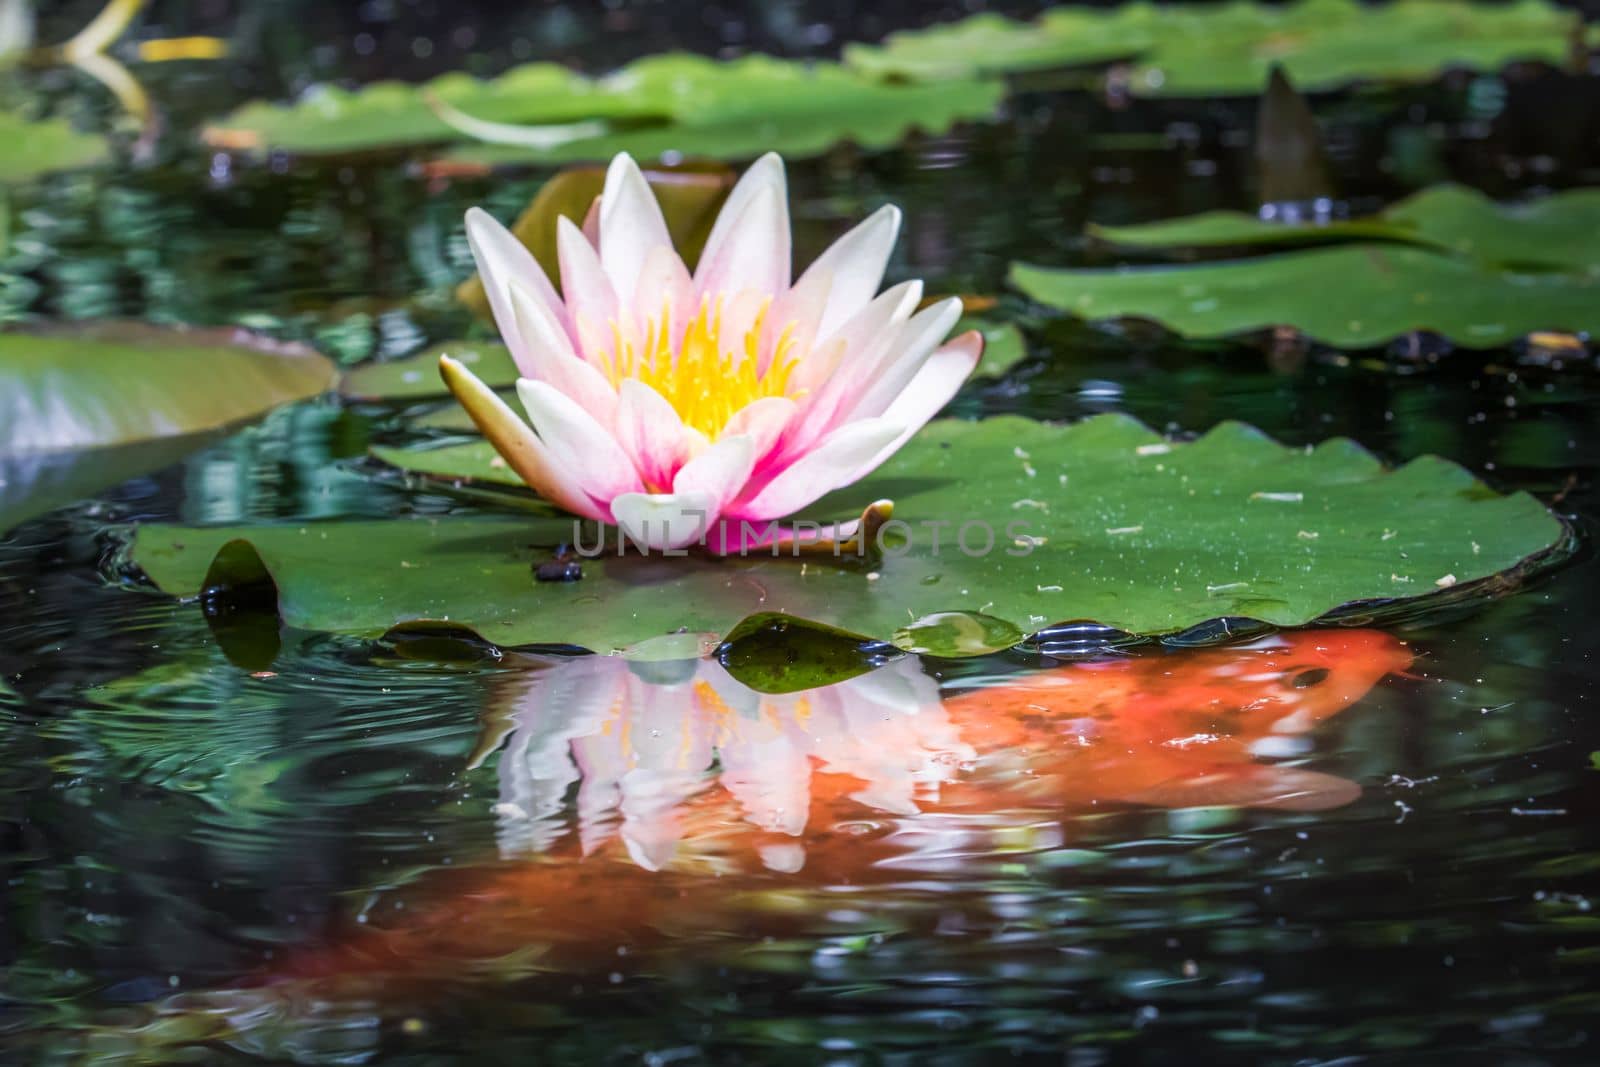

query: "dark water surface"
xmin=3 ymin=2 xmax=1600 ymax=1063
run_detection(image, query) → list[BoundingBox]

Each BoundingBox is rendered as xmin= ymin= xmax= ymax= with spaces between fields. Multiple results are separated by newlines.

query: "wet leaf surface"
xmin=128 ymin=415 xmax=1563 ymax=656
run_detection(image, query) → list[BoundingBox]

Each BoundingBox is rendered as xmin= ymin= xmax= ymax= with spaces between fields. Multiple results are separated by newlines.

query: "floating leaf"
xmin=126 ymin=415 xmax=1564 ymax=657
xmin=1012 ymin=243 xmax=1600 ymax=349
xmin=1090 ymin=185 xmax=1600 ymax=271
xmin=206 ymin=53 xmax=1005 ymax=163
xmin=453 ymin=164 xmax=733 ymax=319
xmin=0 ymin=111 xmax=111 ymax=183
xmin=3 ymin=322 xmax=336 ymax=452
xmin=339 ymin=340 xmax=515 ymax=401
xmin=968 ymin=317 xmax=1028 ymax=377
xmin=843 ymin=0 xmax=1579 ymax=96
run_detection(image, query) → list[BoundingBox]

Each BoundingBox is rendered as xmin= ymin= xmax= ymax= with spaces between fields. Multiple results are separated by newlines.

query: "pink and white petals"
xmin=456 ymin=150 xmax=979 ymax=550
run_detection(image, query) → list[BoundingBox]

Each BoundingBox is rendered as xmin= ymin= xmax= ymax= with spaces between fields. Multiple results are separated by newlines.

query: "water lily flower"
xmin=443 ymin=151 xmax=983 ymax=552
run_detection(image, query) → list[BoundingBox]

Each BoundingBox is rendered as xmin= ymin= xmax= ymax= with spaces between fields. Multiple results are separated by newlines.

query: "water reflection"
xmin=473 ymin=629 xmax=1411 ymax=882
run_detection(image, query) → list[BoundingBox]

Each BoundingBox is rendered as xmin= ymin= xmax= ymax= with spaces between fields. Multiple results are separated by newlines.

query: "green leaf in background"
xmin=0 ymin=111 xmax=111 ymax=184
xmin=339 ymin=339 xmax=515 ymax=401
xmin=1011 ymin=243 xmax=1600 ymax=349
xmin=127 ymin=415 xmax=1564 ymax=656
xmin=3 ymin=322 xmax=336 ymax=452
xmin=843 ymin=0 xmax=1579 ymax=96
xmin=1091 ymin=185 xmax=1600 ymax=272
xmin=969 ymin=317 xmax=1028 ymax=377
xmin=206 ymin=53 xmax=1005 ymax=163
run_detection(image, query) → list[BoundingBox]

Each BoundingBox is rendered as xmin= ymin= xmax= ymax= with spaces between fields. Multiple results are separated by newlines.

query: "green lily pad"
xmin=843 ymin=0 xmax=1578 ymax=96
xmin=126 ymin=414 xmax=1564 ymax=657
xmin=206 ymin=53 xmax=1004 ymax=163
xmin=1091 ymin=185 xmax=1600 ymax=272
xmin=340 ymin=340 xmax=515 ymax=401
xmin=3 ymin=322 xmax=337 ymax=453
xmin=1011 ymin=243 xmax=1600 ymax=349
xmin=970 ymin=317 xmax=1028 ymax=377
xmin=0 ymin=111 xmax=111 ymax=183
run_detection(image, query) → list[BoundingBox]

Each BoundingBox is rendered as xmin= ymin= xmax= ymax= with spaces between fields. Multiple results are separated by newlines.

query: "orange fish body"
xmin=257 ymin=629 xmax=1410 ymax=995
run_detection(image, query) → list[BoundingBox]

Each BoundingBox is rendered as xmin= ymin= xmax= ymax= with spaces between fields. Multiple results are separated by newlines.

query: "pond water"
xmin=3 ymin=2 xmax=1600 ymax=1063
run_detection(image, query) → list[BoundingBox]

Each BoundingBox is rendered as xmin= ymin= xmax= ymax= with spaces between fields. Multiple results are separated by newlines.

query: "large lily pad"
xmin=1011 ymin=243 xmax=1600 ymax=349
xmin=0 ymin=111 xmax=111 ymax=183
xmin=205 ymin=53 xmax=1004 ymax=163
xmin=1090 ymin=185 xmax=1600 ymax=272
xmin=843 ymin=0 xmax=1579 ymax=95
xmin=126 ymin=415 xmax=1563 ymax=656
xmin=3 ymin=322 xmax=337 ymax=453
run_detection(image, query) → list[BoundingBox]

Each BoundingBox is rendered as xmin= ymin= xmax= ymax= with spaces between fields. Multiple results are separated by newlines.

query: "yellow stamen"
xmin=600 ymin=296 xmax=801 ymax=440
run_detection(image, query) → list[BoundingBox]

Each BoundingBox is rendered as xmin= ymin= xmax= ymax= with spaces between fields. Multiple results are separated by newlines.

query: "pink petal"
xmin=672 ymin=433 xmax=756 ymax=511
xmin=610 ymin=490 xmax=719 ymax=552
xmin=465 ymin=207 xmax=567 ymax=362
xmin=721 ymin=396 xmax=796 ymax=465
xmin=506 ymin=282 xmax=619 ymax=425
xmin=615 ymin=379 xmax=692 ymax=492
xmin=792 ymin=279 xmax=921 ymax=395
xmin=693 ymin=184 xmax=790 ymax=301
xmin=790 ymin=204 xmax=901 ymax=343
xmin=730 ymin=417 xmax=902 ymax=521
xmin=598 ymin=153 xmax=673 ymax=309
xmin=556 ymin=215 xmax=619 ymax=362
xmin=516 ymin=379 xmax=641 ymax=503
xmin=630 ymin=243 xmax=695 ymax=340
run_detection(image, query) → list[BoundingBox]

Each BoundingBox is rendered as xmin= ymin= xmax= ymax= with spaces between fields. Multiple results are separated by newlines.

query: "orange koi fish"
xmin=253 ymin=629 xmax=1411 ymax=990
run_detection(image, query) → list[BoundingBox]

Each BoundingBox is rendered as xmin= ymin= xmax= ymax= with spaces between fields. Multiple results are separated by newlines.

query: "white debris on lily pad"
xmin=1136 ymin=442 xmax=1172 ymax=456
xmin=1012 ymin=498 xmax=1048 ymax=511
xmin=1251 ymin=491 xmax=1304 ymax=503
xmin=1037 ymin=584 xmax=1063 ymax=593
xmin=1435 ymin=574 xmax=1458 ymax=588
xmin=1298 ymin=530 xmax=1319 ymax=541
xmin=1014 ymin=534 xmax=1046 ymax=549
xmin=1206 ymin=582 xmax=1248 ymax=594
xmin=1391 ymin=573 xmax=1412 ymax=583
xmin=1382 ymin=529 xmax=1398 ymax=540
xmin=1106 ymin=525 xmax=1144 ymax=536
xmin=489 ymin=455 xmax=507 ymax=469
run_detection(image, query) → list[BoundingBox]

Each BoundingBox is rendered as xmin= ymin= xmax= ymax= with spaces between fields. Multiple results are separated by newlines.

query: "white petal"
xmin=847 ymin=330 xmax=982 ymax=481
xmin=843 ymin=297 xmax=964 ymax=423
xmin=693 ymin=185 xmax=790 ymax=301
xmin=556 ymin=215 xmax=619 ymax=362
xmin=516 ymin=378 xmax=641 ymax=503
xmin=697 ymin=152 xmax=786 ymax=282
xmin=731 ymin=417 xmax=902 ymax=521
xmin=611 ymin=490 xmax=719 ymax=551
xmin=791 ymin=204 xmax=902 ymax=342
xmin=507 ymin=282 xmax=619 ymax=424
xmin=598 ymin=153 xmax=673 ymax=308
xmin=465 ymin=207 xmax=567 ymax=364
xmin=672 ymin=433 xmax=755 ymax=511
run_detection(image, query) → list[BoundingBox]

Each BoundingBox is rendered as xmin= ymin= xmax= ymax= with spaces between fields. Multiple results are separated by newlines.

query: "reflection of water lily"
xmin=481 ymin=651 xmax=973 ymax=872
xmin=444 ymin=151 xmax=983 ymax=551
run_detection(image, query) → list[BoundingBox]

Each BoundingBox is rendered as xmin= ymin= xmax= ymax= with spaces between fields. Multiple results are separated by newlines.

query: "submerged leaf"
xmin=843 ymin=0 xmax=1578 ymax=95
xmin=127 ymin=415 xmax=1564 ymax=656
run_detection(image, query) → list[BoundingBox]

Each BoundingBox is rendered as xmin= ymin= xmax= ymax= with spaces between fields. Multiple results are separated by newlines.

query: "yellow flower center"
xmin=601 ymin=297 xmax=801 ymax=440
